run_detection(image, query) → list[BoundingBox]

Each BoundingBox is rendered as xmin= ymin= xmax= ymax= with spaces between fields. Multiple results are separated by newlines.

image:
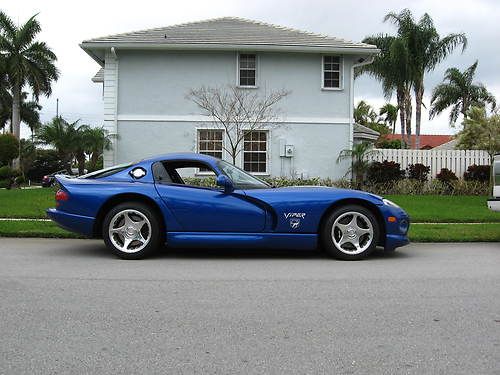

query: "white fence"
xmin=370 ymin=149 xmax=490 ymax=178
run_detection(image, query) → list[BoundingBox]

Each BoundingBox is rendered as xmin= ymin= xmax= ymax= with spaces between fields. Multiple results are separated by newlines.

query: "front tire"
xmin=322 ymin=205 xmax=380 ymax=260
xmin=103 ymin=202 xmax=162 ymax=259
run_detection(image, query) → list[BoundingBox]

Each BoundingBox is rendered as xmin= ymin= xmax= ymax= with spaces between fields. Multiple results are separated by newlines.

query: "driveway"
xmin=0 ymin=239 xmax=499 ymax=374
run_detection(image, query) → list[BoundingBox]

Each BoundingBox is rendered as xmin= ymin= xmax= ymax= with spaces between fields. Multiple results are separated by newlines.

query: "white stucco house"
xmin=80 ymin=17 xmax=379 ymax=179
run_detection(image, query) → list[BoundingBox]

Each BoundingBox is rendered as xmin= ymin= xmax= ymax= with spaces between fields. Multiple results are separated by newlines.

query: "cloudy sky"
xmin=3 ymin=0 xmax=499 ymax=138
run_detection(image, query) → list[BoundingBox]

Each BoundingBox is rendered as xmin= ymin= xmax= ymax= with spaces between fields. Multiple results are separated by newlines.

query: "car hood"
xmin=244 ymin=185 xmax=384 ymax=205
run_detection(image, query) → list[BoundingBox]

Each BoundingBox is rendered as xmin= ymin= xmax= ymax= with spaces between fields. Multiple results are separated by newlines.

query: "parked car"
xmin=47 ymin=153 xmax=410 ymax=260
xmin=41 ymin=168 xmax=84 ymax=187
xmin=487 ymin=154 xmax=499 ymax=212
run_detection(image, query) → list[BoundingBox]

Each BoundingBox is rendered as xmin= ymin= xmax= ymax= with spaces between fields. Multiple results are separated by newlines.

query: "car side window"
xmin=155 ymin=161 xmax=218 ymax=189
xmin=152 ymin=162 xmax=173 ymax=184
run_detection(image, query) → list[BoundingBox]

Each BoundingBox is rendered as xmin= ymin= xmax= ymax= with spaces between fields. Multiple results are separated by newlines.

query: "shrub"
xmin=0 ymin=133 xmax=19 ymax=166
xmin=436 ymin=168 xmax=458 ymax=183
xmin=25 ymin=150 xmax=66 ymax=183
xmin=377 ymin=139 xmax=402 ymax=149
xmin=463 ymin=164 xmax=490 ymax=182
xmin=0 ymin=166 xmax=13 ymax=179
xmin=15 ymin=175 xmax=26 ymax=185
xmin=366 ymin=179 xmax=489 ymax=196
xmin=408 ymin=163 xmax=431 ymax=181
xmin=367 ymin=160 xmax=405 ymax=184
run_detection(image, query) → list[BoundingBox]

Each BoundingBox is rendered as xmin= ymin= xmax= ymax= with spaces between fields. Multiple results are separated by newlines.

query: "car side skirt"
xmin=166 ymin=232 xmax=318 ymax=250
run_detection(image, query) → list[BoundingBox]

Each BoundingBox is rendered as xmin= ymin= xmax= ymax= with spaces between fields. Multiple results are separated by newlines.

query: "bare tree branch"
xmin=187 ymin=85 xmax=290 ymax=164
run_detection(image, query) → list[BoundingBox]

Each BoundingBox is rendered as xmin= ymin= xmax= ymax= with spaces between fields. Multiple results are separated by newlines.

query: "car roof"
xmin=140 ymin=152 xmax=220 ymax=164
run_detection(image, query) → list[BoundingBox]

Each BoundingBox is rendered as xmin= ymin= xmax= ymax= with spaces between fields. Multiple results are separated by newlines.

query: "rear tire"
xmin=322 ymin=205 xmax=380 ymax=260
xmin=103 ymin=202 xmax=162 ymax=259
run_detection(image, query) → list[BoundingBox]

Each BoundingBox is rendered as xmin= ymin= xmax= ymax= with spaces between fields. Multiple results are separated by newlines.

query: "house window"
xmin=322 ymin=56 xmax=342 ymax=89
xmin=238 ymin=53 xmax=256 ymax=87
xmin=243 ymin=131 xmax=267 ymax=173
xmin=197 ymin=130 xmax=223 ymax=172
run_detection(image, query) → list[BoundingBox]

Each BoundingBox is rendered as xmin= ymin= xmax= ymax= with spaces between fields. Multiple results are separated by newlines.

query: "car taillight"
xmin=55 ymin=189 xmax=69 ymax=202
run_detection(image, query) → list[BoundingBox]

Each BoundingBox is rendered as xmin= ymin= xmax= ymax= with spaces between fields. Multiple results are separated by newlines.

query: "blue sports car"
xmin=47 ymin=153 xmax=409 ymax=260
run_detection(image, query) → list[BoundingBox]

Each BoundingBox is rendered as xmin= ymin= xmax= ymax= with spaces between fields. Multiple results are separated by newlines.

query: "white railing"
xmin=370 ymin=149 xmax=490 ymax=178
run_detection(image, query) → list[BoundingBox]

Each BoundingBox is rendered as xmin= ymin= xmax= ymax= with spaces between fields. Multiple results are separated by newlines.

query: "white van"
xmin=487 ymin=154 xmax=499 ymax=211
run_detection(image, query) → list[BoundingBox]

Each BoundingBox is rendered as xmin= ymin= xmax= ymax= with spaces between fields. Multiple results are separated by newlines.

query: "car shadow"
xmin=54 ymin=240 xmax=411 ymax=261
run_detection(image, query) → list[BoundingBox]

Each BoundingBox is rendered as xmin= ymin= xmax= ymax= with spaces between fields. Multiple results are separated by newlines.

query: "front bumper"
xmin=380 ymin=205 xmax=410 ymax=251
xmin=46 ymin=208 xmax=95 ymax=237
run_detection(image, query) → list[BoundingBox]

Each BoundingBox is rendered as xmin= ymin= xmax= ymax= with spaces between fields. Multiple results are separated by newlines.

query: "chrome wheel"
xmin=108 ymin=209 xmax=151 ymax=253
xmin=331 ymin=211 xmax=374 ymax=255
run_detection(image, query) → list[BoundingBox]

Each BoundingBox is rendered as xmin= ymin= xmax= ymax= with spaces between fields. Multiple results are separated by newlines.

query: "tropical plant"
xmin=436 ymin=168 xmax=458 ymax=183
xmin=408 ymin=163 xmax=430 ymax=181
xmin=0 ymin=132 xmax=19 ymax=166
xmin=36 ymin=117 xmax=80 ymax=173
xmin=0 ymin=11 xmax=59 ymax=164
xmin=384 ymin=9 xmax=467 ymax=149
xmin=463 ymin=164 xmax=490 ymax=182
xmin=354 ymin=100 xmax=378 ymax=125
xmin=0 ymin=91 xmax=42 ymax=138
xmin=359 ymin=34 xmax=412 ymax=148
xmin=379 ymin=103 xmax=398 ymax=133
xmin=81 ymin=126 xmax=112 ymax=172
xmin=456 ymin=106 xmax=500 ymax=186
xmin=337 ymin=142 xmax=378 ymax=188
xmin=430 ymin=61 xmax=496 ymax=125
xmin=377 ymin=138 xmax=402 ymax=149
xmin=367 ymin=160 xmax=406 ymax=184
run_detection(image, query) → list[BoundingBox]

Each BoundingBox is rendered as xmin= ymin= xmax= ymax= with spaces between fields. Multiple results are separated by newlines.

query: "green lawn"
xmin=385 ymin=195 xmax=499 ymax=223
xmin=0 ymin=189 xmax=497 ymax=223
xmin=0 ymin=188 xmax=54 ymax=218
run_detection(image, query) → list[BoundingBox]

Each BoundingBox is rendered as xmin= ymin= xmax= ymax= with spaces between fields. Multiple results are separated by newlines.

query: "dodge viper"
xmin=47 ymin=153 xmax=410 ymax=260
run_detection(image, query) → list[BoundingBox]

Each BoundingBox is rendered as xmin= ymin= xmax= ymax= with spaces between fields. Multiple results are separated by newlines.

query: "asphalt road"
xmin=0 ymin=239 xmax=499 ymax=374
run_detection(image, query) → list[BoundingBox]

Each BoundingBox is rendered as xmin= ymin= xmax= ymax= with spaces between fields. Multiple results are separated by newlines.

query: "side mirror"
xmin=216 ymin=175 xmax=234 ymax=194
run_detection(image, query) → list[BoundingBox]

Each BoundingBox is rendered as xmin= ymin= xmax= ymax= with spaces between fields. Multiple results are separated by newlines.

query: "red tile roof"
xmin=384 ymin=134 xmax=453 ymax=149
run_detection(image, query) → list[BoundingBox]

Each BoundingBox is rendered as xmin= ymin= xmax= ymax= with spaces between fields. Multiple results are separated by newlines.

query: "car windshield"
xmin=217 ymin=160 xmax=270 ymax=189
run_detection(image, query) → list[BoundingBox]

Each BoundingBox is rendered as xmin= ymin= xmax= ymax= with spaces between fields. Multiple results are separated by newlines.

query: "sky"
xmin=2 ymin=0 xmax=499 ymax=138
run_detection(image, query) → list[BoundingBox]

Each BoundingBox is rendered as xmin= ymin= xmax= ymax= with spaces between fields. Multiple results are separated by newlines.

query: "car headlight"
xmin=383 ymin=198 xmax=400 ymax=208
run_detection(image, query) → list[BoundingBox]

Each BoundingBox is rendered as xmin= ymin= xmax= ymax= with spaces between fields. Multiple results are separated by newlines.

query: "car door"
xmin=153 ymin=161 xmax=266 ymax=232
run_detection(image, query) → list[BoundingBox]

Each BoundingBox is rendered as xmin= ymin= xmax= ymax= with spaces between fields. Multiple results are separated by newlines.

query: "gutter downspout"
xmin=111 ymin=47 xmax=119 ymax=165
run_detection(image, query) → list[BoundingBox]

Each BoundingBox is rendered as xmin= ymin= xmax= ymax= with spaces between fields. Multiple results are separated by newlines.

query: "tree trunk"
xmin=405 ymin=91 xmax=412 ymax=149
xmin=397 ymin=90 xmax=406 ymax=149
xmin=414 ymin=84 xmax=424 ymax=150
xmin=11 ymin=83 xmax=21 ymax=169
xmin=76 ymin=152 xmax=86 ymax=175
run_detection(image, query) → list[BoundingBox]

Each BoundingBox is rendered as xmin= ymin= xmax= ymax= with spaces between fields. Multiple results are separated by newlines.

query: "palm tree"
xmin=359 ymin=34 xmax=413 ymax=148
xmin=379 ymin=103 xmax=398 ymax=133
xmin=384 ymin=9 xmax=467 ymax=149
xmin=337 ymin=142 xmax=378 ymax=189
xmin=430 ymin=61 xmax=496 ymax=125
xmin=354 ymin=101 xmax=378 ymax=125
xmin=0 ymin=11 xmax=59 ymax=164
xmin=0 ymin=92 xmax=42 ymax=139
xmin=37 ymin=117 xmax=80 ymax=173
xmin=81 ymin=126 xmax=112 ymax=172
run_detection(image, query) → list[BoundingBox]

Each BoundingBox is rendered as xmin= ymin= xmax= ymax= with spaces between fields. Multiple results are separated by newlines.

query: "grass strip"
xmin=408 ymin=223 xmax=500 ymax=242
xmin=0 ymin=220 xmax=82 ymax=238
xmin=0 ymin=220 xmax=498 ymax=243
